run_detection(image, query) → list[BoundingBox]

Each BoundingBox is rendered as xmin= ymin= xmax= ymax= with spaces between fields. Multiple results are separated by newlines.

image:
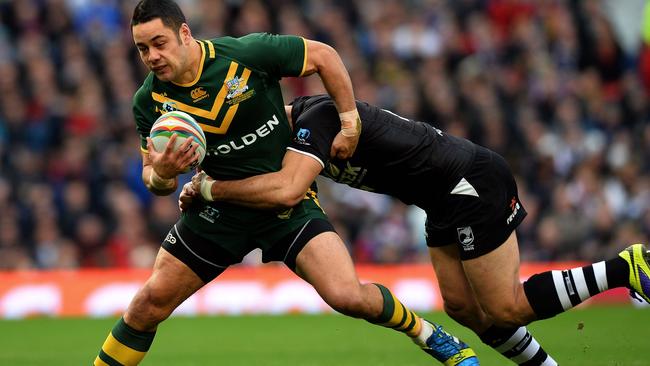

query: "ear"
xmin=179 ymin=23 xmax=192 ymax=45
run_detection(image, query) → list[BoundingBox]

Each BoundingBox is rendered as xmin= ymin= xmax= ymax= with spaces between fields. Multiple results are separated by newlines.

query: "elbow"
xmin=274 ymin=189 xmax=305 ymax=209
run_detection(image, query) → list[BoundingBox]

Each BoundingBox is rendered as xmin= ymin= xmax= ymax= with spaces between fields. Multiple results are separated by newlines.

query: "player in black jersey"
xmin=185 ymin=95 xmax=650 ymax=365
xmin=94 ymin=2 xmax=479 ymax=366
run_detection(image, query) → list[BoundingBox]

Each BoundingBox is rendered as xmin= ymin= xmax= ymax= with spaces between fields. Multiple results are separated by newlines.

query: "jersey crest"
xmin=225 ymin=75 xmax=255 ymax=106
xmin=161 ymin=100 xmax=178 ymax=113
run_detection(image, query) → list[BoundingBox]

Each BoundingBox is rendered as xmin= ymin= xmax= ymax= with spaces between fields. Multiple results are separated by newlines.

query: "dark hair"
xmin=131 ymin=0 xmax=187 ymax=32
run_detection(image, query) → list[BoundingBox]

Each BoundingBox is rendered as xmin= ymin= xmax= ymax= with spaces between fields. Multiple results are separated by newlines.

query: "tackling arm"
xmin=198 ymin=151 xmax=323 ymax=210
xmin=301 ymin=40 xmax=360 ymax=159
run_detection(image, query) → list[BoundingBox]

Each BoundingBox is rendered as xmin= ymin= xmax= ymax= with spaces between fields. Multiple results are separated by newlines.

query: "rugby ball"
xmin=150 ymin=111 xmax=207 ymax=172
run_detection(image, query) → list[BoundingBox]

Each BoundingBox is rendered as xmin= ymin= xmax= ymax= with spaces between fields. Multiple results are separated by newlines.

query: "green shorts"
xmin=162 ymin=190 xmax=333 ymax=282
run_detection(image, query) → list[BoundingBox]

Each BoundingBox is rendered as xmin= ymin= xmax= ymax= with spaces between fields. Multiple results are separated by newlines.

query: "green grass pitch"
xmin=0 ymin=306 xmax=647 ymax=365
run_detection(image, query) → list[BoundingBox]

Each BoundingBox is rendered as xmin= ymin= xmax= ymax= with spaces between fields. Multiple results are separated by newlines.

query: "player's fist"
xmin=178 ymin=182 xmax=198 ymax=212
xmin=147 ymin=135 xmax=199 ymax=179
xmin=330 ymin=132 xmax=359 ymax=159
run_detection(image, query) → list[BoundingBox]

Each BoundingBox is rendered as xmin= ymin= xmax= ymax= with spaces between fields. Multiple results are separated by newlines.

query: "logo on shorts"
xmin=507 ymin=197 xmax=521 ymax=225
xmin=277 ymin=208 xmax=293 ymax=220
xmin=164 ymin=232 xmax=176 ymax=245
xmin=199 ymin=206 xmax=220 ymax=223
xmin=457 ymin=226 xmax=474 ymax=251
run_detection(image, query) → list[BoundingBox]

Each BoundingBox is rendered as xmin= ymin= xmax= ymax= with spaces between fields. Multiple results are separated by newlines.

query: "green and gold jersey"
xmin=133 ymin=32 xmax=307 ymax=180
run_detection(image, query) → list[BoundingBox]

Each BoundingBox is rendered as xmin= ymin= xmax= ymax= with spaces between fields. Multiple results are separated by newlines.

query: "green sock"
xmin=368 ymin=283 xmax=422 ymax=337
xmin=94 ymin=318 xmax=155 ymax=366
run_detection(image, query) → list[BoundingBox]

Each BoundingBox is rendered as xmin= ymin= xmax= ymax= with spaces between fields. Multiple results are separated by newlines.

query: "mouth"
xmin=151 ymin=65 xmax=168 ymax=73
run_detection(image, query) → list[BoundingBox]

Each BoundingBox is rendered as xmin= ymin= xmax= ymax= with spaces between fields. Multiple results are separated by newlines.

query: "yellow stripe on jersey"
xmin=219 ymin=67 xmax=252 ymax=132
xmin=151 ymin=61 xmax=239 ymax=133
xmin=299 ymin=37 xmax=308 ymax=77
xmin=304 ymin=188 xmax=323 ymax=211
xmin=206 ymin=40 xmax=216 ymax=59
xmin=172 ymin=41 xmax=206 ymax=87
xmin=102 ymin=333 xmax=147 ymax=365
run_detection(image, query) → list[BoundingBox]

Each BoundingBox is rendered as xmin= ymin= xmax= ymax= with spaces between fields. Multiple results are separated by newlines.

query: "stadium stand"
xmin=0 ymin=0 xmax=647 ymax=270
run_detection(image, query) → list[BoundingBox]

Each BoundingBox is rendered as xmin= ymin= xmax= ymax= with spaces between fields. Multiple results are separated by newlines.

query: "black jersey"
xmin=289 ymin=95 xmax=477 ymax=207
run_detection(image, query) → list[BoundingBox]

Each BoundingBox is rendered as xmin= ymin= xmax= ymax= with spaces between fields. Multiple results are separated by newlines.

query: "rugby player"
xmin=93 ymin=1 xmax=478 ymax=365
xmin=186 ymin=94 xmax=650 ymax=365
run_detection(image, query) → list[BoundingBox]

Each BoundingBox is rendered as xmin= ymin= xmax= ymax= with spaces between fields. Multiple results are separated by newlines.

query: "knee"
xmin=481 ymin=288 xmax=535 ymax=327
xmin=324 ymin=287 xmax=371 ymax=318
xmin=482 ymin=302 xmax=529 ymax=328
xmin=124 ymin=285 xmax=176 ymax=330
xmin=442 ymin=298 xmax=486 ymax=330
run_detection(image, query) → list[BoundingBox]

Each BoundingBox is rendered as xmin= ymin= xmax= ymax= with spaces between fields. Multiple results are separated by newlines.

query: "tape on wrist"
xmin=339 ymin=109 xmax=361 ymax=137
xmin=149 ymin=168 xmax=175 ymax=190
xmin=200 ymin=177 xmax=215 ymax=202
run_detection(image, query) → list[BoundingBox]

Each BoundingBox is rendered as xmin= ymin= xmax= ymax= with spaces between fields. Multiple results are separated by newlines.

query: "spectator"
xmin=0 ymin=0 xmax=646 ymax=269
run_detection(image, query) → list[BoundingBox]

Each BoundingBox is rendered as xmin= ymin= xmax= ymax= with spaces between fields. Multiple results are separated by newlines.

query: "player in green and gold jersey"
xmin=92 ymin=1 xmax=478 ymax=366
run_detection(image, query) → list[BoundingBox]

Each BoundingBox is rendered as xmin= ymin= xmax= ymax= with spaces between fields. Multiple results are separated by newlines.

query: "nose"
xmin=147 ymin=48 xmax=160 ymax=63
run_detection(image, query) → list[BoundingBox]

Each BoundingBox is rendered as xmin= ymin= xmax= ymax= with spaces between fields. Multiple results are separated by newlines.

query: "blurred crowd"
xmin=0 ymin=0 xmax=648 ymax=270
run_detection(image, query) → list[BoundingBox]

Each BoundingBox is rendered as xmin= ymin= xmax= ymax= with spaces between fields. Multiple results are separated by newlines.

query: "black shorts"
xmin=424 ymin=147 xmax=526 ymax=260
xmin=162 ymin=218 xmax=335 ymax=283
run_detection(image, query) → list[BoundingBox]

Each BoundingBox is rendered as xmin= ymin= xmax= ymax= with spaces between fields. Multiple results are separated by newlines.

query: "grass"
xmin=0 ymin=306 xmax=648 ymax=365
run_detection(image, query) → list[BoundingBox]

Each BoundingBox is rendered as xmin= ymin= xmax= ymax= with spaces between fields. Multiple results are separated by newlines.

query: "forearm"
xmin=196 ymin=152 xmax=322 ymax=210
xmin=317 ymin=50 xmax=356 ymax=114
xmin=210 ymin=173 xmax=302 ymax=210
xmin=304 ymin=41 xmax=360 ymax=136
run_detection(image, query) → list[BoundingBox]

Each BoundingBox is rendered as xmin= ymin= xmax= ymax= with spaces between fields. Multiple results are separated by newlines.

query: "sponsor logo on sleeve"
xmin=294 ymin=128 xmax=311 ymax=145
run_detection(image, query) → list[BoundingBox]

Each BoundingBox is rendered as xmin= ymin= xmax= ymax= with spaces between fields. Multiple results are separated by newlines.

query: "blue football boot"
xmin=419 ymin=320 xmax=479 ymax=365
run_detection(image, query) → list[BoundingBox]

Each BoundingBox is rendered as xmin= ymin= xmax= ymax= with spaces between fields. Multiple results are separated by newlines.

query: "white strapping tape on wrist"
xmin=339 ymin=108 xmax=361 ymax=137
xmin=200 ymin=176 xmax=215 ymax=202
xmin=149 ymin=168 xmax=175 ymax=190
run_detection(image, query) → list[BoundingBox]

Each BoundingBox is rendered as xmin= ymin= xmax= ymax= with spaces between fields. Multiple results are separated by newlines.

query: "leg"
xmin=462 ymin=234 xmax=650 ymax=364
xmin=294 ymin=231 xmax=383 ymax=319
xmin=465 ymin=233 xmax=649 ymax=324
xmin=461 ymin=233 xmax=534 ymax=327
xmin=124 ymin=247 xmax=205 ymax=330
xmin=429 ymin=246 xmax=489 ymax=333
xmin=294 ymin=231 xmax=478 ymax=365
xmin=431 ymin=245 xmax=557 ymax=365
xmin=521 ymin=242 xmax=648 ymax=319
xmin=94 ymin=248 xmax=205 ymax=366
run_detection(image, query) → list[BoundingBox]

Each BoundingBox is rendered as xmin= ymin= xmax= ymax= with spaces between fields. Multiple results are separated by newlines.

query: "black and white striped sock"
xmin=480 ymin=325 xmax=557 ymax=365
xmin=523 ymin=258 xmax=628 ymax=319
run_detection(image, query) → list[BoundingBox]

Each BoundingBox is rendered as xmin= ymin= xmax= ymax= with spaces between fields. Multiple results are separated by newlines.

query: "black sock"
xmin=480 ymin=325 xmax=557 ymax=365
xmin=523 ymin=257 xmax=629 ymax=319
